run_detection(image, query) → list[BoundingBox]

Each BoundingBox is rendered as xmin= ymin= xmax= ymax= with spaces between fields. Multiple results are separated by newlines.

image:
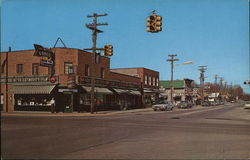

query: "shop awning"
xmin=113 ymin=88 xmax=130 ymax=94
xmin=13 ymin=85 xmax=56 ymax=94
xmin=129 ymin=90 xmax=141 ymax=95
xmin=81 ymin=86 xmax=113 ymax=94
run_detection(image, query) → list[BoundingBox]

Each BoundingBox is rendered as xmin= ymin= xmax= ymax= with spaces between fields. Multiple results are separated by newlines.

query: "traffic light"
xmin=146 ymin=11 xmax=162 ymax=33
xmin=147 ymin=15 xmax=156 ymax=32
xmin=104 ymin=45 xmax=113 ymax=56
xmin=155 ymin=15 xmax=162 ymax=32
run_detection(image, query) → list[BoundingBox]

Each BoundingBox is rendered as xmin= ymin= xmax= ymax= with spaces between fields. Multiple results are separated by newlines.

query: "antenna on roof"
xmin=53 ymin=37 xmax=67 ymax=48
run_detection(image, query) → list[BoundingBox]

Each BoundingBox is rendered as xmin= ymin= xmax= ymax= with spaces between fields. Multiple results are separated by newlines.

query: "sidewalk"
xmin=1 ymin=107 xmax=153 ymax=117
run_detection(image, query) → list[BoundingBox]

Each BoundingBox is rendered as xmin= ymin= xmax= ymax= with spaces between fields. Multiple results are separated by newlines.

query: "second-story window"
xmin=16 ymin=64 xmax=23 ymax=74
xmin=64 ymin=62 xmax=73 ymax=74
xmin=156 ymin=78 xmax=159 ymax=87
xmin=144 ymin=75 xmax=148 ymax=85
xmin=85 ymin=64 xmax=90 ymax=76
xmin=32 ymin=63 xmax=39 ymax=75
xmin=149 ymin=76 xmax=152 ymax=86
xmin=153 ymin=77 xmax=155 ymax=86
xmin=101 ymin=67 xmax=105 ymax=79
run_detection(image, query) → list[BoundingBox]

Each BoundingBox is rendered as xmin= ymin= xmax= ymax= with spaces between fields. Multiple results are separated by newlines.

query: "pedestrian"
xmin=50 ymin=98 xmax=55 ymax=113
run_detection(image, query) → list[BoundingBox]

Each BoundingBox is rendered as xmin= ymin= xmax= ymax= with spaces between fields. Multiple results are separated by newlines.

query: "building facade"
xmin=0 ymin=47 xmax=142 ymax=112
xmin=110 ymin=68 xmax=160 ymax=106
xmin=159 ymin=79 xmax=196 ymax=104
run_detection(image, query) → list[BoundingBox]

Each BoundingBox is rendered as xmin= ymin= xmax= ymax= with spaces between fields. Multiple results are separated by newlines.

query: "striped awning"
xmin=13 ymin=85 xmax=56 ymax=94
xmin=81 ymin=86 xmax=113 ymax=94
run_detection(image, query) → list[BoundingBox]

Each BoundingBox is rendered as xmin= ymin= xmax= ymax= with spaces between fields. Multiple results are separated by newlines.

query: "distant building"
xmin=159 ymin=79 xmax=196 ymax=103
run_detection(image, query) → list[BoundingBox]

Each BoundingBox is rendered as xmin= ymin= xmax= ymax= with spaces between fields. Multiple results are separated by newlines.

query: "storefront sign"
xmin=40 ymin=59 xmax=54 ymax=67
xmin=0 ymin=75 xmax=58 ymax=84
xmin=58 ymin=89 xmax=78 ymax=93
xmin=33 ymin=44 xmax=54 ymax=58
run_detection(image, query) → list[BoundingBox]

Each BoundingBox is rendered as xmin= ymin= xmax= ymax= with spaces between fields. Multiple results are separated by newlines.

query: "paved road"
xmin=1 ymin=103 xmax=250 ymax=159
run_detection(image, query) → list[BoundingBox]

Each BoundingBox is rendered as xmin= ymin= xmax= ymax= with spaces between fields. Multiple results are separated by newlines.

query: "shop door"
xmin=63 ymin=92 xmax=73 ymax=113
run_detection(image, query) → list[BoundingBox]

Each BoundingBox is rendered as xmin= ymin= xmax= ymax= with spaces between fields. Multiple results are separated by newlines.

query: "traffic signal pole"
xmin=86 ymin=13 xmax=108 ymax=114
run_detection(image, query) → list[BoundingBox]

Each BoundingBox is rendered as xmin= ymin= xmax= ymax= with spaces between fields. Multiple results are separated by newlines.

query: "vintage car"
xmin=152 ymin=101 xmax=174 ymax=111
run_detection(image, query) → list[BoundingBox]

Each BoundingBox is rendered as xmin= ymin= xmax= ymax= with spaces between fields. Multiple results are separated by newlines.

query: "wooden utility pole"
xmin=198 ymin=66 xmax=207 ymax=102
xmin=86 ymin=13 xmax=108 ymax=114
xmin=167 ymin=54 xmax=179 ymax=103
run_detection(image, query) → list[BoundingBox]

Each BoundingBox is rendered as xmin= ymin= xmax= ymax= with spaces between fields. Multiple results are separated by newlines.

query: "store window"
xmin=32 ymin=63 xmax=39 ymax=75
xmin=101 ymin=67 xmax=105 ymax=79
xmin=16 ymin=64 xmax=23 ymax=74
xmin=85 ymin=64 xmax=90 ymax=76
xmin=153 ymin=77 xmax=155 ymax=86
xmin=64 ymin=62 xmax=73 ymax=74
xmin=144 ymin=75 xmax=148 ymax=85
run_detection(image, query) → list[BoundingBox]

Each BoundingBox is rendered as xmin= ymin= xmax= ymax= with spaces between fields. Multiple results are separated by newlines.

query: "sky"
xmin=1 ymin=0 xmax=249 ymax=93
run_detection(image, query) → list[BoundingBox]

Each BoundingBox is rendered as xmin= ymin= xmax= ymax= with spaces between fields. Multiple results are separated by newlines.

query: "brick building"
xmin=0 ymin=47 xmax=142 ymax=112
xmin=110 ymin=68 xmax=160 ymax=106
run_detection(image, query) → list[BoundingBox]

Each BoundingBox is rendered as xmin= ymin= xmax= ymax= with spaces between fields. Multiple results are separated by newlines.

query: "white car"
xmin=152 ymin=101 xmax=174 ymax=111
xmin=244 ymin=101 xmax=250 ymax=109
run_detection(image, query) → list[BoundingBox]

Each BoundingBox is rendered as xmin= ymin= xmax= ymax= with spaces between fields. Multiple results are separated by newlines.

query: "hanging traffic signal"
xmin=146 ymin=11 xmax=162 ymax=33
xmin=156 ymin=15 xmax=162 ymax=32
xmin=104 ymin=44 xmax=113 ymax=56
xmin=147 ymin=15 xmax=156 ymax=32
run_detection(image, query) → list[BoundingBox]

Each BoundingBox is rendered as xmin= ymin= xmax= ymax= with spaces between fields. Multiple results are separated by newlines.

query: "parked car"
xmin=201 ymin=101 xmax=210 ymax=106
xmin=210 ymin=101 xmax=217 ymax=106
xmin=244 ymin=101 xmax=250 ymax=109
xmin=152 ymin=101 xmax=174 ymax=111
xmin=177 ymin=101 xmax=193 ymax=109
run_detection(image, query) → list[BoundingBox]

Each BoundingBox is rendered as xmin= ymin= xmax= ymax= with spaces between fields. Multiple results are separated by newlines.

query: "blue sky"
xmin=1 ymin=0 xmax=249 ymax=93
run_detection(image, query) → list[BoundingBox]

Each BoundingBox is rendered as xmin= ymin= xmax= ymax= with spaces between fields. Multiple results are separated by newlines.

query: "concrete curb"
xmin=1 ymin=108 xmax=153 ymax=117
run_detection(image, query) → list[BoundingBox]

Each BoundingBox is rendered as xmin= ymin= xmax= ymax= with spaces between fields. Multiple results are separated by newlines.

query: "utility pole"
xmin=86 ymin=13 xmax=108 ymax=114
xmin=214 ymin=74 xmax=218 ymax=84
xmin=167 ymin=54 xmax=179 ymax=104
xmin=198 ymin=66 xmax=207 ymax=102
xmin=219 ymin=77 xmax=224 ymax=95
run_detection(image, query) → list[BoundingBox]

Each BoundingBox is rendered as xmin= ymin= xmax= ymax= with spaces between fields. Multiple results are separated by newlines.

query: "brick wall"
xmin=109 ymin=71 xmax=141 ymax=85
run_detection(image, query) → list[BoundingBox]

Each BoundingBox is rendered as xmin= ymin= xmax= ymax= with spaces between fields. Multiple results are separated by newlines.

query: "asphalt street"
xmin=1 ymin=103 xmax=250 ymax=159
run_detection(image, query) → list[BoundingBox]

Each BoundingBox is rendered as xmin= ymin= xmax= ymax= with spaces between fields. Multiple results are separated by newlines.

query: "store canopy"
xmin=129 ymin=90 xmax=141 ymax=95
xmin=113 ymin=88 xmax=130 ymax=94
xmin=81 ymin=86 xmax=113 ymax=94
xmin=13 ymin=85 xmax=56 ymax=94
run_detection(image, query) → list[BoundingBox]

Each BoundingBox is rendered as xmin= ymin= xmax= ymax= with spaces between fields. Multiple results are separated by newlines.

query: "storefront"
xmin=79 ymin=85 xmax=114 ymax=112
xmin=112 ymin=88 xmax=141 ymax=110
xmin=13 ymin=84 xmax=57 ymax=111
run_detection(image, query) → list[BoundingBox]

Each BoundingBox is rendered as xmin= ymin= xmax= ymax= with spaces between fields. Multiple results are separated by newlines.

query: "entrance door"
xmin=57 ymin=92 xmax=73 ymax=113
